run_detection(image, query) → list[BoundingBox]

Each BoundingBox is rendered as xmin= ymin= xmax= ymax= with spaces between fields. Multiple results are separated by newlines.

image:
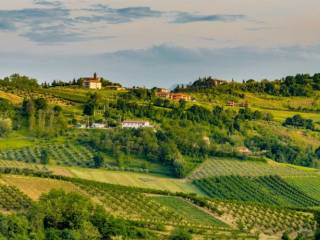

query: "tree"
xmin=0 ymin=118 xmax=12 ymax=137
xmin=169 ymin=228 xmax=192 ymax=240
xmin=93 ymin=154 xmax=104 ymax=168
xmin=34 ymin=98 xmax=48 ymax=111
xmin=281 ymin=232 xmax=291 ymax=240
xmin=40 ymin=149 xmax=49 ymax=165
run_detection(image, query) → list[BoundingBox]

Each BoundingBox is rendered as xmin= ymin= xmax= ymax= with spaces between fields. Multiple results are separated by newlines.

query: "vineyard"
xmin=189 ymin=158 xmax=318 ymax=180
xmin=193 ymin=175 xmax=320 ymax=208
xmin=0 ymin=143 xmax=95 ymax=167
xmin=72 ymin=179 xmax=258 ymax=239
xmin=285 ymin=176 xmax=320 ymax=201
xmin=0 ymin=86 xmax=74 ymax=106
xmin=208 ymin=199 xmax=316 ymax=236
xmin=0 ymin=185 xmax=32 ymax=211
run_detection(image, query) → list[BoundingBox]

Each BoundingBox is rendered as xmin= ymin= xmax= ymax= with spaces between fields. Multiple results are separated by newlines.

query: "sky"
xmin=0 ymin=0 xmax=320 ymax=87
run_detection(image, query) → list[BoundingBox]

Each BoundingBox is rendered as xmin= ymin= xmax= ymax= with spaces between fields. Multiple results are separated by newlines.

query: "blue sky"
xmin=1 ymin=0 xmax=320 ymax=87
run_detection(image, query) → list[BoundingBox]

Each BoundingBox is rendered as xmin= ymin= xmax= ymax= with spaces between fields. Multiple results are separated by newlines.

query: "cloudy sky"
xmin=1 ymin=0 xmax=320 ymax=87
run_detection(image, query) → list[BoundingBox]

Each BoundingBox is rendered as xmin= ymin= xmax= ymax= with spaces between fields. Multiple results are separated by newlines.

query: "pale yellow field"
xmin=0 ymin=90 xmax=22 ymax=104
xmin=1 ymin=175 xmax=79 ymax=200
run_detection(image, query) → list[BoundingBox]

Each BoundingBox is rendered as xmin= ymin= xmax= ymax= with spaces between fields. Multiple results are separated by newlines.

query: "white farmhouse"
xmin=121 ymin=120 xmax=150 ymax=129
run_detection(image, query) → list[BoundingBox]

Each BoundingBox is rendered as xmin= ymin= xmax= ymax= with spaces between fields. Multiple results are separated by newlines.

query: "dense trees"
xmin=284 ymin=115 xmax=314 ymax=130
xmin=0 ymin=189 xmax=152 ymax=240
xmin=177 ymin=73 xmax=320 ymax=97
xmin=245 ymin=135 xmax=315 ymax=167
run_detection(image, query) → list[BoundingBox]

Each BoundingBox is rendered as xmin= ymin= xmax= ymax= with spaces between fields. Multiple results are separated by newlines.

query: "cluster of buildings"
xmin=155 ymin=88 xmax=191 ymax=101
xmin=226 ymin=101 xmax=249 ymax=108
xmin=76 ymin=120 xmax=151 ymax=129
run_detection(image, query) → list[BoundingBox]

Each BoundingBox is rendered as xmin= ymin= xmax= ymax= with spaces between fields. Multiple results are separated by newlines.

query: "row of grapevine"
xmin=193 ymin=175 xmax=320 ymax=208
xmin=208 ymin=199 xmax=316 ymax=236
xmin=285 ymin=176 xmax=320 ymax=200
xmin=0 ymin=144 xmax=95 ymax=167
xmin=0 ymin=185 xmax=33 ymax=211
xmin=189 ymin=158 xmax=316 ymax=180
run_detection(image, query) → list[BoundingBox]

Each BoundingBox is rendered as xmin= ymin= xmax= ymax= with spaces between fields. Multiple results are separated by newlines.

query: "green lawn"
xmin=153 ymin=196 xmax=228 ymax=227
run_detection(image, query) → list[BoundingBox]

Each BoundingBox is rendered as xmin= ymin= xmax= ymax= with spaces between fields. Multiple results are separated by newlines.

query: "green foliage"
xmin=245 ymin=135 xmax=316 ymax=167
xmin=0 ymin=118 xmax=12 ymax=137
xmin=93 ymin=153 xmax=104 ymax=168
xmin=193 ymin=175 xmax=320 ymax=207
xmin=169 ymin=228 xmax=192 ymax=240
xmin=284 ymin=114 xmax=314 ymax=130
xmin=40 ymin=149 xmax=49 ymax=165
xmin=0 ymin=74 xmax=39 ymax=90
xmin=0 ymin=189 xmax=154 ymax=240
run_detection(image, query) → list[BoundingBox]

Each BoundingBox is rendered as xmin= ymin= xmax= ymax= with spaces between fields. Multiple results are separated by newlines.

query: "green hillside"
xmin=0 ymin=73 xmax=320 ymax=239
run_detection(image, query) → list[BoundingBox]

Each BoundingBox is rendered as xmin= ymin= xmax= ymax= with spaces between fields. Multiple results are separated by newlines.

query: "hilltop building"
xmin=122 ymin=120 xmax=150 ymax=129
xmin=82 ymin=73 xmax=102 ymax=89
xmin=155 ymin=89 xmax=191 ymax=101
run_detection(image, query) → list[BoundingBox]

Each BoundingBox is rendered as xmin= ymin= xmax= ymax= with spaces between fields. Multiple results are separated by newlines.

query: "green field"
xmin=153 ymin=196 xmax=227 ymax=227
xmin=189 ymin=158 xmax=319 ymax=180
xmin=193 ymin=175 xmax=320 ymax=208
xmin=285 ymin=176 xmax=320 ymax=200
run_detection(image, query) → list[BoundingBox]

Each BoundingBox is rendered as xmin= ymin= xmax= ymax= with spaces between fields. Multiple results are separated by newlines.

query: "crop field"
xmin=74 ymin=179 xmax=225 ymax=229
xmin=189 ymin=158 xmax=317 ymax=180
xmin=285 ymin=176 xmax=320 ymax=200
xmin=193 ymin=175 xmax=320 ymax=208
xmin=153 ymin=196 xmax=227 ymax=227
xmin=0 ymin=143 xmax=95 ymax=167
xmin=208 ymin=199 xmax=316 ymax=236
xmin=0 ymin=160 xmax=48 ymax=170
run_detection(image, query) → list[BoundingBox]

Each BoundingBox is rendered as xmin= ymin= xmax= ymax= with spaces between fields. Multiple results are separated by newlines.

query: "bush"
xmin=0 ymin=118 xmax=12 ymax=137
xmin=169 ymin=228 xmax=192 ymax=240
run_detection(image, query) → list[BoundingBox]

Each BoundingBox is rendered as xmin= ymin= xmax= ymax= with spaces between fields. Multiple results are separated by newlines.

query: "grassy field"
xmin=153 ymin=196 xmax=228 ymax=227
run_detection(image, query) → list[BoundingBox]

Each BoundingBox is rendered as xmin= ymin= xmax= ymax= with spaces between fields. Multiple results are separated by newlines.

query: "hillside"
xmin=0 ymin=73 xmax=320 ymax=239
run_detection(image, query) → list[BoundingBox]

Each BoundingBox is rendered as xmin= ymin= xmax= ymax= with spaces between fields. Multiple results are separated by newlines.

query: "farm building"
xmin=170 ymin=93 xmax=191 ymax=101
xmin=122 ymin=120 xmax=150 ymax=129
xmin=82 ymin=73 xmax=102 ymax=89
xmin=155 ymin=89 xmax=191 ymax=101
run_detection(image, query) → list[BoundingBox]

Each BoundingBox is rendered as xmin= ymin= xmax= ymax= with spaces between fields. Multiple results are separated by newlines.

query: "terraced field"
xmin=193 ymin=175 xmax=320 ymax=208
xmin=189 ymin=158 xmax=319 ymax=179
